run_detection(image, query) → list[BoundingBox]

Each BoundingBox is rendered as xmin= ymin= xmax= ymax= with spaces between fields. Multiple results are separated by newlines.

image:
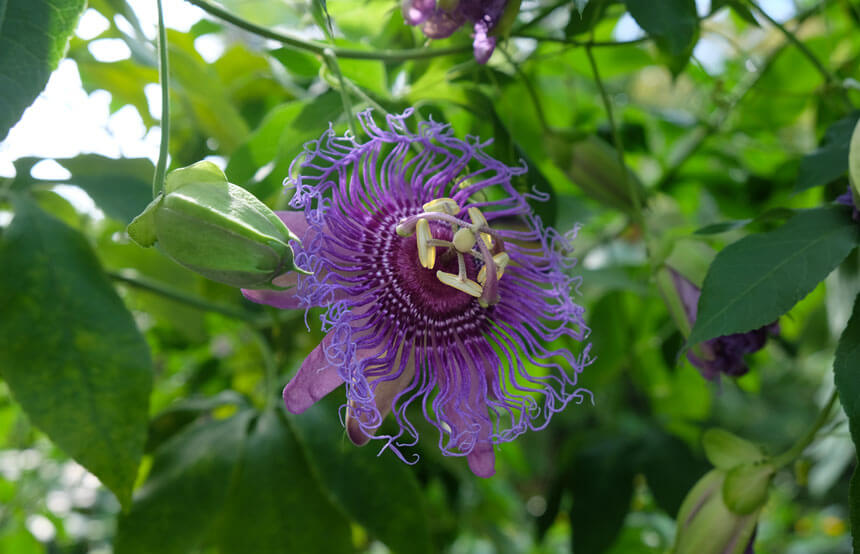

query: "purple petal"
xmin=346 ymin=350 xmax=417 ymax=446
xmin=242 ymin=272 xmax=301 ymax=309
xmin=467 ymin=441 xmax=495 ymax=477
xmin=472 ymin=23 xmax=496 ymax=64
xmin=283 ymin=334 xmax=344 ymax=414
xmin=276 ymin=210 xmax=310 ymax=240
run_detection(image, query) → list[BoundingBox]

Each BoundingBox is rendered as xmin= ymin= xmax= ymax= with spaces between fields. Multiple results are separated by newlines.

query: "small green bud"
xmin=673 ymin=470 xmax=760 ymax=554
xmin=127 ymin=161 xmax=300 ymax=289
xmin=723 ymin=461 xmax=775 ymax=515
xmin=702 ymin=428 xmax=767 ymax=470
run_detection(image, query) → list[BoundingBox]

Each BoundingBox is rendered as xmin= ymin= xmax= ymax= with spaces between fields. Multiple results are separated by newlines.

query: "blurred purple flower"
xmin=403 ymin=0 xmax=508 ymax=63
xmin=243 ymin=110 xmax=591 ymax=476
xmin=836 ymin=186 xmax=860 ymax=221
xmin=670 ymin=268 xmax=778 ymax=380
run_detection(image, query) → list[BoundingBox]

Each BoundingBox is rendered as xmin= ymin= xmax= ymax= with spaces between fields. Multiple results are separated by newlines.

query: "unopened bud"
xmin=127 ymin=161 xmax=300 ymax=289
xmin=673 ymin=469 xmax=760 ymax=554
xmin=849 ymin=117 xmax=860 ymax=204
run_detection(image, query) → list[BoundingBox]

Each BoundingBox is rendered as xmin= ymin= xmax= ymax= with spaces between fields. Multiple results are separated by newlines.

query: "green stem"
xmin=185 ymin=0 xmax=471 ymax=61
xmin=109 ymin=270 xmax=257 ymax=322
xmin=153 ymin=0 xmax=170 ymax=198
xmin=323 ymin=49 xmax=357 ymax=137
xmin=250 ymin=330 xmax=279 ymax=410
xmin=512 ymin=34 xmax=648 ymax=48
xmin=774 ymin=389 xmax=838 ymax=468
xmin=584 ymin=45 xmax=644 ymax=227
xmin=746 ymin=0 xmax=847 ymax=103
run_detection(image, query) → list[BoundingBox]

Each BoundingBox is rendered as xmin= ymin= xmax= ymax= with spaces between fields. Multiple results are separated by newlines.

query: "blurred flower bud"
xmin=127 ymin=161 xmax=300 ymax=289
xmin=849 ymin=117 xmax=860 ymax=202
xmin=566 ymin=135 xmax=645 ymax=215
xmin=673 ymin=469 xmax=761 ymax=554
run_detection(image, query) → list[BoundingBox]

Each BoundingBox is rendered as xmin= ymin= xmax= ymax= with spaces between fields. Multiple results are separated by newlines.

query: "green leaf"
xmin=0 ymin=0 xmax=86 ymax=140
xmin=566 ymin=0 xmax=608 ymax=36
xmin=117 ymin=409 xmax=353 ymax=554
xmin=710 ymin=0 xmax=759 ymax=26
xmin=622 ymin=0 xmax=699 ymax=75
xmin=573 ymin=0 xmax=590 ymax=14
xmin=834 ymin=293 xmax=860 ymax=552
xmin=145 ymin=391 xmax=249 ymax=453
xmin=571 ymin=438 xmax=635 ymax=554
xmin=269 ymin=47 xmax=322 ymax=79
xmin=115 ymin=411 xmax=255 ymax=554
xmin=289 ymin=400 xmax=433 ymax=554
xmin=62 ymin=155 xmax=155 ymax=223
xmin=795 ymin=113 xmax=860 ymax=193
xmin=215 ymin=409 xmax=353 ymax=554
xmin=688 ymin=206 xmax=860 ymax=347
xmin=0 ymin=196 xmax=152 ymax=507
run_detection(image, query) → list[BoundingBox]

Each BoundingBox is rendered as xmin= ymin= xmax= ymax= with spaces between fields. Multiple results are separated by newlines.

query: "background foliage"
xmin=1 ymin=0 xmax=859 ymax=552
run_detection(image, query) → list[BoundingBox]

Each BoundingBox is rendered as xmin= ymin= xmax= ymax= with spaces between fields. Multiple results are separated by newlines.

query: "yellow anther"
xmin=423 ymin=197 xmax=461 ymax=215
xmin=452 ymin=228 xmax=476 ymax=253
xmin=477 ymin=252 xmax=510 ymax=284
xmin=436 ymin=271 xmax=483 ymax=298
xmin=416 ymin=219 xmax=436 ymax=269
xmin=467 ymin=206 xmax=493 ymax=248
xmin=467 ymin=206 xmax=488 ymax=228
xmin=395 ymin=222 xmax=413 ymax=237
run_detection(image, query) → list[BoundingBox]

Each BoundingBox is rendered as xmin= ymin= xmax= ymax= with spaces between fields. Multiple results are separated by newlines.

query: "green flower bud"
xmin=702 ymin=428 xmax=767 ymax=470
xmin=673 ymin=469 xmax=761 ymax=554
xmin=127 ymin=161 xmax=300 ymax=289
xmin=849 ymin=117 xmax=860 ymax=205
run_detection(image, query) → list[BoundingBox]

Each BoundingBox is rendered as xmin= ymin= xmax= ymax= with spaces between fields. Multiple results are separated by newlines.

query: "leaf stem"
xmin=774 ymin=389 xmax=838 ymax=468
xmin=153 ymin=0 xmax=170 ymax=198
xmin=250 ymin=330 xmax=279 ymax=410
xmin=109 ymin=270 xmax=257 ymax=322
xmin=184 ymin=0 xmax=471 ymax=61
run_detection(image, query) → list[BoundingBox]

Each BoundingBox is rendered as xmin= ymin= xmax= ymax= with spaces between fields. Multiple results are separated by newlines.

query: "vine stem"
xmin=656 ymin=3 xmax=825 ymax=190
xmin=153 ymin=0 xmax=170 ymax=198
xmin=109 ymin=270 xmax=257 ymax=322
xmin=323 ymin=49 xmax=357 ymax=137
xmin=584 ymin=45 xmax=644 ymax=229
xmin=746 ymin=0 xmax=851 ymax=107
xmin=184 ymin=0 xmax=470 ymax=61
xmin=774 ymin=389 xmax=838 ymax=468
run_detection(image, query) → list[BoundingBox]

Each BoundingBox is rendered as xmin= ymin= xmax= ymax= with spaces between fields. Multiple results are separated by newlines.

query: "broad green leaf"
xmin=215 ymin=409 xmax=353 ymax=554
xmin=688 ymin=206 xmax=860 ymax=347
xmin=0 ymin=0 xmax=86 ymax=140
xmin=566 ymin=0 xmax=608 ymax=36
xmin=795 ymin=113 xmax=860 ymax=193
xmin=0 ymin=196 xmax=152 ymax=507
xmin=290 ymin=400 xmax=433 ymax=554
xmin=622 ymin=0 xmax=699 ymax=75
xmin=269 ymin=47 xmax=321 ymax=79
xmin=115 ymin=411 xmax=254 ymax=554
xmin=573 ymin=0 xmax=590 ymax=14
xmin=834 ymin=294 xmax=860 ymax=551
xmin=710 ymin=0 xmax=758 ymax=25
xmin=571 ymin=438 xmax=634 ymax=554
xmin=145 ymin=391 xmax=249 ymax=453
xmin=60 ymin=155 xmax=154 ymax=223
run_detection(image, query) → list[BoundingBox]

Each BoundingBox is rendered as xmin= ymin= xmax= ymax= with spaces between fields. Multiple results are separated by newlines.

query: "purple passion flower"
xmin=403 ymin=0 xmax=508 ymax=63
xmin=836 ymin=186 xmax=860 ymax=221
xmin=670 ymin=268 xmax=778 ymax=381
xmin=243 ymin=110 xmax=592 ymax=477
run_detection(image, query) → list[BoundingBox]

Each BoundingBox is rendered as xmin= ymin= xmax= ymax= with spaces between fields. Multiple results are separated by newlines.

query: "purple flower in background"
xmin=836 ymin=186 xmax=860 ymax=221
xmin=670 ymin=268 xmax=778 ymax=381
xmin=243 ymin=110 xmax=591 ymax=477
xmin=403 ymin=0 xmax=509 ymax=63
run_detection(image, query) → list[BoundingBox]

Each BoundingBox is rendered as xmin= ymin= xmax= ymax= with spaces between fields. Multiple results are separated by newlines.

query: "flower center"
xmin=395 ymin=198 xmax=509 ymax=308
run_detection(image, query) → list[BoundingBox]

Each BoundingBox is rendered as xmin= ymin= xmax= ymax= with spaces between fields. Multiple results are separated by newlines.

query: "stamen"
xmin=436 ymin=271 xmax=483 ymax=298
xmin=416 ymin=219 xmax=436 ymax=269
xmin=452 ymin=228 xmax=476 ymax=253
xmin=467 ymin=206 xmax=494 ymax=249
xmin=423 ymin=197 xmax=460 ymax=215
xmin=477 ymin=252 xmax=510 ymax=284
